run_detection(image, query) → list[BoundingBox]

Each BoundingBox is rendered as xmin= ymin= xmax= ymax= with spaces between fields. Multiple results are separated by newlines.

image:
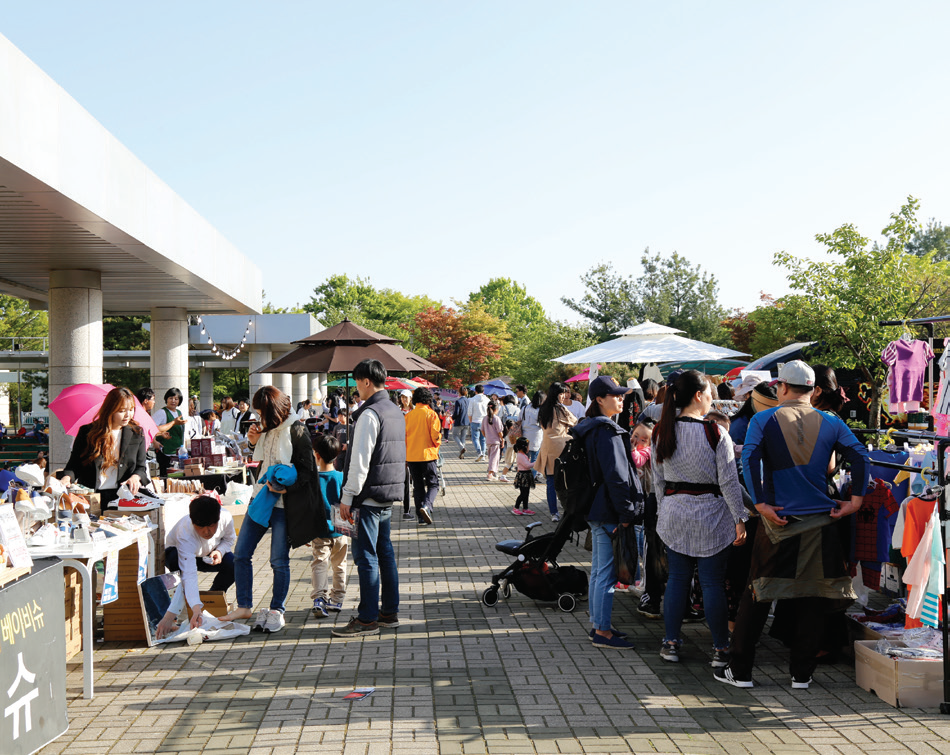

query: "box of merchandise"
xmin=190 ymin=438 xmax=214 ymax=457
xmin=854 ymin=640 xmax=944 ymax=708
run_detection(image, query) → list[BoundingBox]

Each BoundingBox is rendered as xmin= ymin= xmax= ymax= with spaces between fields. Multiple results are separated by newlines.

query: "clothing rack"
xmin=877 ymin=316 xmax=950 ymax=713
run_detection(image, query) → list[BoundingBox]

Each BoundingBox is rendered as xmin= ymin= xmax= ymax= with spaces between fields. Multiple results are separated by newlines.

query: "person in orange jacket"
xmin=405 ymin=387 xmax=442 ymax=526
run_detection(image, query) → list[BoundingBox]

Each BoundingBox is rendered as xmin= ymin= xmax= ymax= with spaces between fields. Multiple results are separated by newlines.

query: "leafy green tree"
xmin=470 ymin=278 xmax=549 ymax=379
xmin=906 ymin=218 xmax=950 ymax=261
xmin=636 ymin=250 xmax=727 ymax=344
xmin=0 ymin=295 xmax=49 ymax=422
xmin=773 ymin=197 xmax=950 ymax=427
xmin=721 ymin=293 xmax=801 ymax=359
xmin=561 ymin=263 xmax=637 ymax=341
xmin=512 ymin=319 xmax=596 ymax=392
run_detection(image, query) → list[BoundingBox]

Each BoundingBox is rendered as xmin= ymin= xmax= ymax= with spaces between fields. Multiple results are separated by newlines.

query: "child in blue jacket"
xmin=310 ymin=434 xmax=349 ymax=617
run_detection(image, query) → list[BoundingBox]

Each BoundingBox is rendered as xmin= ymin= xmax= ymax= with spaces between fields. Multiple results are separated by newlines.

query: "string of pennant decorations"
xmin=197 ymin=315 xmax=253 ymax=361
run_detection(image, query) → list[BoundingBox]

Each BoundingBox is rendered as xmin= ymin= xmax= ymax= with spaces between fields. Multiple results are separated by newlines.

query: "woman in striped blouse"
xmin=652 ymin=370 xmax=747 ymax=667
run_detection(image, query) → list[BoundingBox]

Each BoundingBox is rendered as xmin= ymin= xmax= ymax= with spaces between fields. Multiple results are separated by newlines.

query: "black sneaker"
xmin=683 ymin=607 xmax=706 ymax=624
xmin=711 ymin=649 xmax=730 ymax=668
xmin=591 ymin=633 xmax=635 ymax=650
xmin=418 ymin=506 xmax=433 ymax=525
xmin=378 ymin=613 xmax=400 ymax=628
xmin=588 ymin=628 xmax=628 ymax=641
xmin=713 ymin=666 xmax=753 ymax=688
xmin=331 ymin=617 xmax=380 ymax=638
xmin=637 ymin=602 xmax=662 ymax=619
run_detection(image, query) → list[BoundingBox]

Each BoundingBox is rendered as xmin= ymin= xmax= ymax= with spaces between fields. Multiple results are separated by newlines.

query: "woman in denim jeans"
xmin=222 ymin=386 xmax=327 ymax=633
xmin=574 ymin=376 xmax=643 ymax=651
xmin=652 ymin=370 xmax=747 ymax=667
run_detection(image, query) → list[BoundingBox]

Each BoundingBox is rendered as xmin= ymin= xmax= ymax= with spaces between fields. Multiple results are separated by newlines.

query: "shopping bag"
xmin=611 ymin=525 xmax=639 ymax=586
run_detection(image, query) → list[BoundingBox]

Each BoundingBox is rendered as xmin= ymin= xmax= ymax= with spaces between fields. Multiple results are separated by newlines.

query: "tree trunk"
xmin=869 ymin=383 xmax=882 ymax=429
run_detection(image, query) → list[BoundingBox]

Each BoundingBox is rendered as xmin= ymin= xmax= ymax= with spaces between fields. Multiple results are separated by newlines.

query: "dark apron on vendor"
xmin=157 ymin=407 xmax=184 ymax=475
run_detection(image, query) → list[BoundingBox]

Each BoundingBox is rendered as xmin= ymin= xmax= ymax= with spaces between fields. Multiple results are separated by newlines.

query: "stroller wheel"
xmin=501 ymin=581 xmax=512 ymax=599
xmin=557 ymin=593 xmax=577 ymax=613
xmin=481 ymin=587 xmax=499 ymax=607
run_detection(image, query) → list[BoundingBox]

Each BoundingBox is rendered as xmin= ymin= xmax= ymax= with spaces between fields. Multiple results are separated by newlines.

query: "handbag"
xmin=611 ymin=525 xmax=639 ymax=585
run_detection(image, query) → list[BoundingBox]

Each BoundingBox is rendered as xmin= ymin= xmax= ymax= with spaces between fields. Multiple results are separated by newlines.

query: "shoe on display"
xmin=591 ymin=633 xmax=635 ymax=650
xmin=312 ymin=598 xmax=329 ymax=618
xmin=711 ymin=649 xmax=730 ymax=668
xmin=331 ymin=617 xmax=380 ymax=637
xmin=325 ymin=601 xmax=343 ymax=613
xmin=15 ymin=463 xmax=44 ymax=488
xmin=251 ymin=608 xmax=270 ymax=632
xmin=791 ymin=677 xmax=812 ymax=690
xmin=377 ymin=613 xmax=400 ymax=627
xmin=660 ymin=641 xmax=680 ymax=663
xmin=713 ymin=667 xmax=754 ymax=688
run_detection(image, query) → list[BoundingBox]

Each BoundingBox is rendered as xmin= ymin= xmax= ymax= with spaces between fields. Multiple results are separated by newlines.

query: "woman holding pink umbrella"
xmin=60 ymin=387 xmax=148 ymax=509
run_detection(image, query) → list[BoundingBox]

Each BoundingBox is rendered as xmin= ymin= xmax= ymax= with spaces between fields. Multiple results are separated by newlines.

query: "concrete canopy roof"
xmin=0 ymin=34 xmax=262 ymax=316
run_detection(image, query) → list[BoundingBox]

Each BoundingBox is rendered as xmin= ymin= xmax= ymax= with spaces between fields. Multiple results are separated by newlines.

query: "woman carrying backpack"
xmin=573 ymin=376 xmax=643 ymax=650
xmin=534 ymin=382 xmax=576 ymax=522
xmin=652 ymin=370 xmax=747 ymax=667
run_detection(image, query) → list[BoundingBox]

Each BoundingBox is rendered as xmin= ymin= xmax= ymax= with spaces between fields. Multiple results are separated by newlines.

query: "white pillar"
xmin=49 ymin=270 xmax=103 ymax=469
xmin=292 ymin=373 xmax=308 ymax=407
xmin=248 ymin=348 xmax=272 ymax=402
xmin=308 ymin=373 xmax=325 ymax=403
xmin=199 ymin=367 xmax=214 ymax=412
xmin=272 ymin=373 xmax=292 ymax=399
xmin=150 ymin=307 xmax=190 ymax=407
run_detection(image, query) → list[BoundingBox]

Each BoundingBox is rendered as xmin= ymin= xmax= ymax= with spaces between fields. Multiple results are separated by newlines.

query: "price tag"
xmin=101 ymin=547 xmax=120 ymax=604
xmin=0 ymin=505 xmax=33 ymax=569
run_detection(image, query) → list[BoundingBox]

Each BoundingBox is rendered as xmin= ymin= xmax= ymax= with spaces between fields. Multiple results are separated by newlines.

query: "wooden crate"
xmin=102 ymin=546 xmax=149 ymax=643
xmin=64 ymin=567 xmax=83 ymax=660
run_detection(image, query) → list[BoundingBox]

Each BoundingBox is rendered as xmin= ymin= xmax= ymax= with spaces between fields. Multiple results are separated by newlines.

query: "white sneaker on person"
xmin=251 ymin=608 xmax=270 ymax=632
xmin=551 ymin=513 xmax=561 ymax=523
xmin=262 ymin=609 xmax=285 ymax=634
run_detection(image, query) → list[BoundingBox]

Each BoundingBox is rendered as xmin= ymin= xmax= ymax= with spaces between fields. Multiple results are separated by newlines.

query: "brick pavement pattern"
xmin=40 ymin=453 xmax=950 ymax=755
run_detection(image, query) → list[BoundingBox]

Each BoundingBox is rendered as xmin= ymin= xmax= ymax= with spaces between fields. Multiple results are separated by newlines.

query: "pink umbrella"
xmin=566 ymin=365 xmax=601 ymax=383
xmin=48 ymin=383 xmax=159 ymax=445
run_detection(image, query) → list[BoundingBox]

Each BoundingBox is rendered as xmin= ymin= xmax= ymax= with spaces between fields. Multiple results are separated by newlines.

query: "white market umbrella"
xmin=553 ymin=320 xmax=749 ymax=364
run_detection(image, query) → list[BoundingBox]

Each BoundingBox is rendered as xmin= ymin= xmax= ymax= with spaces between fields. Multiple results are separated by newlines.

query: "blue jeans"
xmin=588 ymin=522 xmax=617 ymax=631
xmin=545 ymin=475 xmax=559 ymax=516
xmin=351 ymin=506 xmax=399 ymax=623
xmin=470 ymin=426 xmax=486 ymax=456
xmin=234 ymin=506 xmax=290 ymax=612
xmin=664 ymin=545 xmax=730 ymax=650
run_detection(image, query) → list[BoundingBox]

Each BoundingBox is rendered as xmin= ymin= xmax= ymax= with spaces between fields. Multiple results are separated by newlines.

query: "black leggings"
xmin=515 ymin=487 xmax=530 ymax=509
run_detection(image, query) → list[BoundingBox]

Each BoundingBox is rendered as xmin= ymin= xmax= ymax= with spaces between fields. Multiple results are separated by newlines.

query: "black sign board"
xmin=0 ymin=558 xmax=68 ymax=753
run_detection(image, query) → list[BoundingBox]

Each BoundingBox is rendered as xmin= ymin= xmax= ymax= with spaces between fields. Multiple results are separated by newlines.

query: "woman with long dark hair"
xmin=533 ymin=381 xmax=576 ymax=522
xmin=653 ymin=370 xmax=747 ymax=666
xmin=574 ymin=376 xmax=642 ymax=650
xmin=62 ymin=387 xmax=148 ymax=507
xmin=223 ymin=386 xmax=327 ymax=633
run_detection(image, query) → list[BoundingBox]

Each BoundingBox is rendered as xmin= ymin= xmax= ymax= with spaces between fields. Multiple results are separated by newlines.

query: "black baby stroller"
xmin=481 ymin=511 xmax=589 ymax=612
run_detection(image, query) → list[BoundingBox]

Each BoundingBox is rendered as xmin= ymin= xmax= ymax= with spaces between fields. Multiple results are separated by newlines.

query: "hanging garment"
xmin=852 ymin=479 xmax=900 ymax=563
xmin=901 ymin=496 xmax=938 ymax=628
xmin=882 ymin=338 xmax=934 ymax=414
xmin=920 ymin=504 xmax=944 ymax=629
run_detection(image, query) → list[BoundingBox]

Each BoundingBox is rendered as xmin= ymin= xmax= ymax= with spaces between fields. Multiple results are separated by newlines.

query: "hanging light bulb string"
xmin=196 ymin=316 xmax=252 ymax=361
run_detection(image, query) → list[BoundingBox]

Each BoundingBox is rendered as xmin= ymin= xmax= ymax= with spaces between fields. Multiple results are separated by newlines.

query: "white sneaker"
xmin=262 ymin=609 xmax=285 ymax=634
xmin=251 ymin=608 xmax=270 ymax=632
xmin=498 ymin=475 xmax=509 ymax=482
xmin=551 ymin=513 xmax=561 ymax=523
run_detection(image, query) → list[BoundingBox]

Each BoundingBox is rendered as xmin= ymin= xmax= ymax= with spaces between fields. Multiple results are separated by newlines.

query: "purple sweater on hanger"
xmin=882 ymin=338 xmax=934 ymax=413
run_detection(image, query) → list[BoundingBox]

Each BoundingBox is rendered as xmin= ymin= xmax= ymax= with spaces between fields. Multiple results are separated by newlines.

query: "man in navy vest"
xmin=333 ymin=359 xmax=406 ymax=637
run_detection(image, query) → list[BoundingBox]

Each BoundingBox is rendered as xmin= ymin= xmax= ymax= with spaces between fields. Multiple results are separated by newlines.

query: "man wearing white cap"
xmin=715 ymin=360 xmax=870 ymax=690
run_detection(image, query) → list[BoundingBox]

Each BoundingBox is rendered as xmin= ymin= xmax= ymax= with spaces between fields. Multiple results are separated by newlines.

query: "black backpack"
xmin=553 ymin=427 xmax=599 ymax=518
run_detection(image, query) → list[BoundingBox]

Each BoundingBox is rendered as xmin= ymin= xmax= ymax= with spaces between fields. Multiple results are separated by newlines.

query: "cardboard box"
xmin=184 ymin=464 xmax=205 ymax=478
xmin=64 ymin=567 xmax=83 ymax=661
xmin=190 ymin=438 xmax=214 ymax=457
xmin=854 ymin=640 xmax=945 ymax=708
xmin=186 ymin=590 xmax=232 ymax=619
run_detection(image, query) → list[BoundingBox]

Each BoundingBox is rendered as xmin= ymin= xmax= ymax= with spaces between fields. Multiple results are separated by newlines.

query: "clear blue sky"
xmin=4 ymin=2 xmax=950 ymax=324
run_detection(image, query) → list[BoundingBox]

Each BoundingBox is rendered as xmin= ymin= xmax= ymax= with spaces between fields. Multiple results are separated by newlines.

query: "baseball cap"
xmin=734 ymin=374 xmax=763 ymax=399
xmin=772 ymin=360 xmax=815 ymax=388
xmin=588 ymin=375 xmax=628 ymax=400
xmin=398 ymin=389 xmax=412 ymax=398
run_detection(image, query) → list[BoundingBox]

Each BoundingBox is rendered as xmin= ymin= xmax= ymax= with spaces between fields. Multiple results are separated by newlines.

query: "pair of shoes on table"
xmin=312 ymin=598 xmax=329 ymax=618
xmin=252 ymin=608 xmax=285 ymax=634
xmin=588 ymin=627 xmax=627 ymax=641
xmin=332 ymin=617 xmax=380 ymax=637
xmin=402 ymin=511 xmax=414 ymax=520
xmin=418 ymin=506 xmax=433 ymax=525
xmin=591 ymin=632 xmax=635 ymax=650
xmin=660 ymin=641 xmax=680 ymax=663
xmin=713 ymin=666 xmax=754 ymax=688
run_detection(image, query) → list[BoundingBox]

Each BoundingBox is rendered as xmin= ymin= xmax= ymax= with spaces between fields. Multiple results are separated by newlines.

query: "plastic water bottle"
xmin=177 ymin=446 xmax=189 ymax=464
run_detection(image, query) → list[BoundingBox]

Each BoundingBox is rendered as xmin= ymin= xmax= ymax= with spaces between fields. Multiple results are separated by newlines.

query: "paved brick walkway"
xmin=41 ymin=453 xmax=950 ymax=754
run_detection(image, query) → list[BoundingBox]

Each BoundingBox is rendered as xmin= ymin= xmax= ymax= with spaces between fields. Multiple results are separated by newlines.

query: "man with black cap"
xmin=715 ymin=360 xmax=870 ymax=689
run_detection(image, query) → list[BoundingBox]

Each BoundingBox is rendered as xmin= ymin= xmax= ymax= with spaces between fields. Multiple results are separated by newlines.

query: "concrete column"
xmin=49 ymin=270 xmax=103 ymax=469
xmin=292 ymin=373 xmax=308 ymax=407
xmin=150 ymin=307 xmax=190 ymax=407
xmin=272 ymin=372 xmax=292 ymax=399
xmin=248 ymin=348 xmax=272 ymax=401
xmin=309 ymin=373 xmax=327 ymax=403
xmin=199 ymin=367 xmax=214 ymax=412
